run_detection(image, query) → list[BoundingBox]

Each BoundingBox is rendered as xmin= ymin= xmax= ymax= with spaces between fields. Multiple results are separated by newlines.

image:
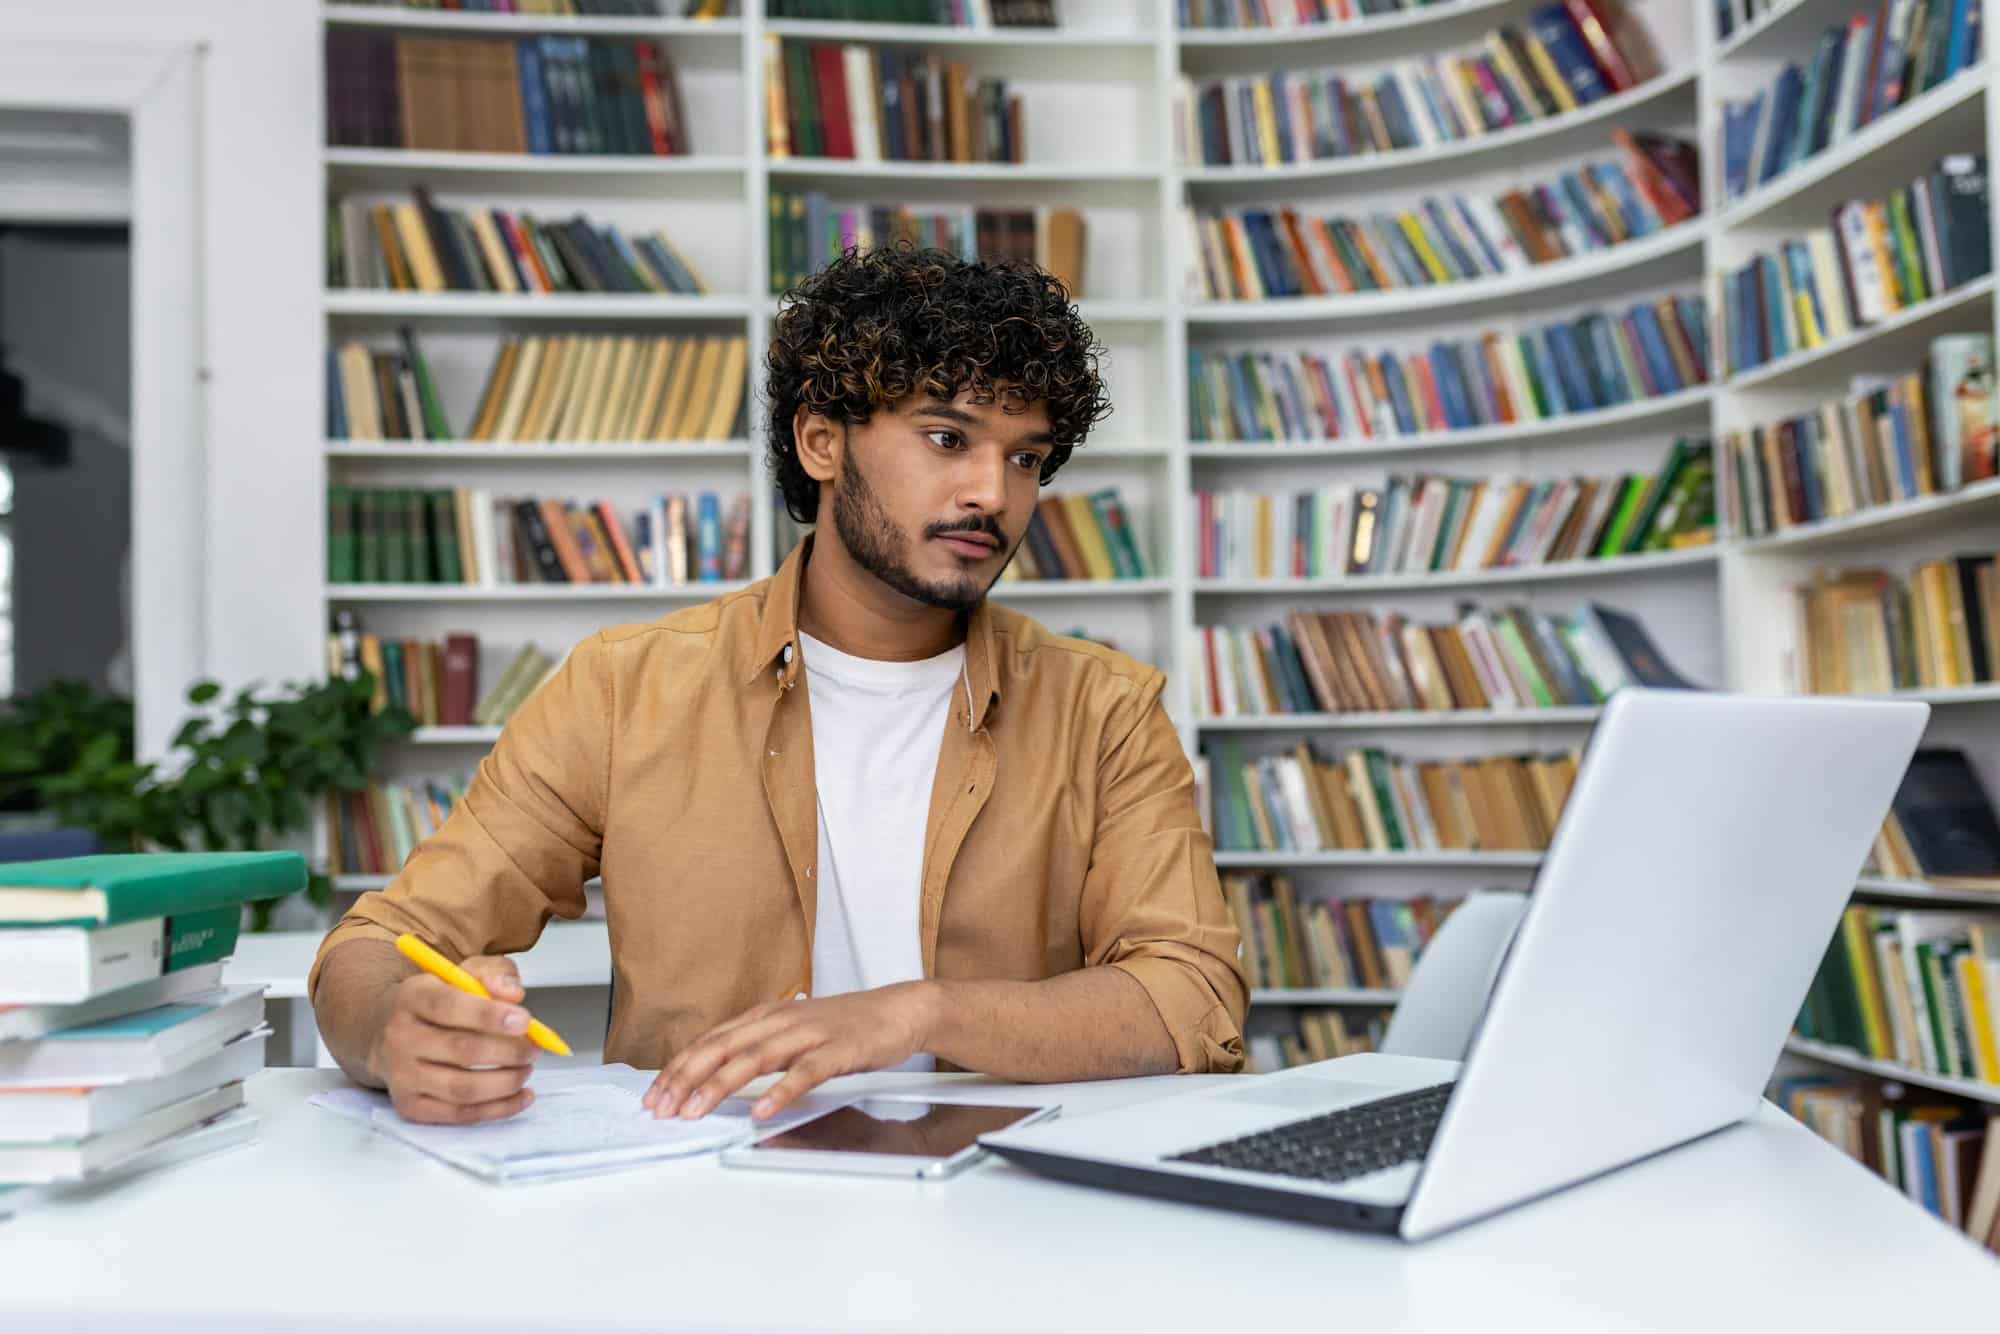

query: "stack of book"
xmin=1176 ymin=1 xmax=1661 ymax=167
xmin=995 ymin=488 xmax=1150 ymax=583
xmin=1770 ymin=1074 xmax=1999 ymax=1251
xmin=324 ymin=33 xmax=693 ymax=155
xmin=1729 ymin=338 xmax=1999 ymax=538
xmin=324 ymin=616 xmax=557 ymax=730
xmin=1193 ymin=439 xmax=1716 ymax=581
xmin=1203 ymin=741 xmax=1578 ymax=853
xmin=765 ymin=38 xmax=1024 ymax=162
xmin=1722 ymin=155 xmax=1991 ymax=376
xmin=1797 ymin=903 xmax=2000 ymax=1087
xmin=1222 ymin=875 xmax=1461 ymax=991
xmin=1182 ymin=0 xmax=1476 ymax=29
xmin=1869 ymin=748 xmax=2000 ymax=891
xmin=1187 ymin=294 xmax=1710 ymax=444
xmin=1251 ymin=1010 xmax=1385 ymax=1072
xmin=1721 ymin=3 xmax=1984 ymax=203
xmin=0 ymin=853 xmax=303 ymax=1217
xmin=330 ymin=332 xmax=749 ymax=444
xmin=330 ymin=776 xmax=470 ymax=879
xmin=768 ymin=191 xmax=1086 ymax=296
xmin=1789 ymin=553 xmax=1999 ymax=695
xmin=1195 ymin=601 xmax=1697 ymax=719
xmin=1186 ymin=130 xmax=1700 ymax=302
xmin=769 ymin=1 xmax=1058 ymax=22
xmin=329 ymin=191 xmax=707 ymax=296
xmin=327 ymin=488 xmax=753 ymax=588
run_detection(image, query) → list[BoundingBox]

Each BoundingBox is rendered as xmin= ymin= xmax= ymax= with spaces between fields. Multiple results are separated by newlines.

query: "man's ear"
xmin=794 ymin=406 xmax=842 ymax=485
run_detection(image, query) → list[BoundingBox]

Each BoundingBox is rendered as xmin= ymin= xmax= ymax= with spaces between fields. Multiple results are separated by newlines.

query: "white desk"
xmin=223 ymin=923 xmax=613 ymax=1066
xmin=4 ymin=1068 xmax=1998 ymax=1332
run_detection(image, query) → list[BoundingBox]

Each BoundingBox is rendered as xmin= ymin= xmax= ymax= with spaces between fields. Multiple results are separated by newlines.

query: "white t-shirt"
xmin=799 ymin=631 xmax=966 ymax=1074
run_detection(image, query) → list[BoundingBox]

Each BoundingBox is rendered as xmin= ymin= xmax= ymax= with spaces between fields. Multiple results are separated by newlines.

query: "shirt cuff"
xmin=307 ymin=918 xmax=406 ymax=1007
xmin=1107 ymin=954 xmax=1247 ymax=1075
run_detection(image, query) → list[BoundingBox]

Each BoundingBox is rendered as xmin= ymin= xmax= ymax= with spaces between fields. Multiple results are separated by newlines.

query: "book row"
xmin=1721 ymin=1 xmax=1983 ymax=203
xmin=1192 ymin=440 xmax=1715 ymax=581
xmin=1222 ymin=876 xmax=1462 ymax=992
xmin=325 ymin=33 xmax=694 ymax=155
xmin=1771 ymin=1075 xmax=2000 ymax=1251
xmin=1868 ymin=748 xmax=2000 ymax=891
xmin=328 ymin=191 xmax=707 ymax=296
xmin=1174 ymin=0 xmax=1659 ymax=167
xmin=767 ymin=192 xmax=1084 ymax=296
xmin=325 ymin=487 xmax=753 ymax=586
xmin=325 ymin=616 xmax=558 ymax=730
xmin=329 ymin=332 xmax=748 ymax=444
xmin=1203 ymin=741 xmax=1579 ymax=854
xmin=1801 ymin=905 xmax=2000 ymax=1088
xmin=768 ymin=1 xmax=1057 ymax=21
xmin=764 ymin=38 xmax=1024 ymax=163
xmin=1721 ymin=155 xmax=1991 ymax=376
xmin=1193 ymin=602 xmax=1694 ymax=719
xmin=1250 ymin=1010 xmax=1386 ymax=1074
xmin=329 ymin=777 xmax=469 ymax=879
xmin=991 ymin=489 xmax=1153 ymax=583
xmin=1180 ymin=0 xmax=1453 ymax=27
xmin=1790 ymin=555 xmax=2000 ymax=696
xmin=1186 ymin=131 xmax=1699 ymax=302
xmin=1725 ymin=337 xmax=1999 ymax=539
xmin=1187 ymin=294 xmax=1711 ymax=444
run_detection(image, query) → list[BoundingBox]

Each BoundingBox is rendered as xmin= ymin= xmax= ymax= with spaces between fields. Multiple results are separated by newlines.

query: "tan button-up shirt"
xmin=311 ymin=537 xmax=1247 ymax=1074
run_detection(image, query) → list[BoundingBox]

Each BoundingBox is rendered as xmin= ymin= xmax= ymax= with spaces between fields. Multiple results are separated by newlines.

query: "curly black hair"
xmin=764 ymin=244 xmax=1113 ymax=524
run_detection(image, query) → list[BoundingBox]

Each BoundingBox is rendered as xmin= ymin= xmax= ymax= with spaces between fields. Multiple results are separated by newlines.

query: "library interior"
xmin=3 ymin=0 xmax=2000 ymax=1327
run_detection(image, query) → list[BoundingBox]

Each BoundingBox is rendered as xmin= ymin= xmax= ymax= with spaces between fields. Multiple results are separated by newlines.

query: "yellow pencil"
xmin=394 ymin=933 xmax=572 ymax=1057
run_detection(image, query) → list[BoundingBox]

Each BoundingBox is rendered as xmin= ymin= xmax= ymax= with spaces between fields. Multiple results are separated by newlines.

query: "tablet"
xmin=718 ymin=1098 xmax=1059 ymax=1179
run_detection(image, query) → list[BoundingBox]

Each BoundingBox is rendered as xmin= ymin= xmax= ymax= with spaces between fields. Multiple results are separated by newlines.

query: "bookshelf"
xmin=309 ymin=4 xmax=2000 ymax=1084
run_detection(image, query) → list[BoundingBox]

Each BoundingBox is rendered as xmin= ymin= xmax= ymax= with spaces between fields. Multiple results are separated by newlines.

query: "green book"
xmin=381 ymin=639 xmax=408 ymax=714
xmin=1362 ymin=750 xmax=1407 ymax=850
xmin=1491 ymin=617 xmax=1557 ymax=707
xmin=785 ymin=41 xmax=820 ymax=158
xmin=400 ymin=326 xmax=452 ymax=440
xmin=1620 ymin=440 xmax=1690 ymax=553
xmin=1888 ymin=191 xmax=1929 ymax=305
xmin=1088 ymin=489 xmax=1146 ymax=579
xmin=381 ymin=490 xmax=409 ymax=584
xmin=164 ymin=903 xmax=242 ymax=971
xmin=768 ymin=191 xmax=792 ymax=296
xmin=429 ymin=491 xmax=463 ymax=584
xmin=328 ymin=485 xmax=356 ymax=583
xmin=1594 ymin=476 xmax=1652 ymax=557
xmin=0 ymin=852 xmax=305 ymax=926
xmin=1515 ymin=334 xmax=1552 ymax=418
xmin=356 ymin=489 xmax=382 ymax=583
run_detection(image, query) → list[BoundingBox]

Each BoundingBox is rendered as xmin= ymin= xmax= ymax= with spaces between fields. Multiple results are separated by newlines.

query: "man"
xmin=310 ymin=246 xmax=1247 ymax=1127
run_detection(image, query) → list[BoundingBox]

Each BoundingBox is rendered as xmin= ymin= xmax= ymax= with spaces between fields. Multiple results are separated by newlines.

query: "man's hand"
xmin=641 ymin=982 xmax=935 ymax=1122
xmin=371 ymin=955 xmax=541 ymax=1125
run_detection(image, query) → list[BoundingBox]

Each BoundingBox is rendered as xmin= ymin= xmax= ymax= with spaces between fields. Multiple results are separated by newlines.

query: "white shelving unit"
xmin=312 ymin=5 xmax=2000 ymax=1068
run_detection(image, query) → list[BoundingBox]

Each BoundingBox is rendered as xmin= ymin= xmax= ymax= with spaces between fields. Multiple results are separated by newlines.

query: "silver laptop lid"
xmin=1400 ymin=690 xmax=1928 ymax=1241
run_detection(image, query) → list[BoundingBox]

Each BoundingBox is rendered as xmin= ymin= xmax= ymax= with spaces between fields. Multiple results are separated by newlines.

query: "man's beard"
xmin=830 ymin=446 xmax=1004 ymax=612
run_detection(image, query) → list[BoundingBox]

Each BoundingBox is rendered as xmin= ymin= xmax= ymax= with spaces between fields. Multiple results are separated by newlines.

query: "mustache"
xmin=925 ymin=516 xmax=1008 ymax=545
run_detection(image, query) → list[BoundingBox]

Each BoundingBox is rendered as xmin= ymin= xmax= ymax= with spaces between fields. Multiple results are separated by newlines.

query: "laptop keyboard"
xmin=1168 ymin=1082 xmax=1454 ymax=1186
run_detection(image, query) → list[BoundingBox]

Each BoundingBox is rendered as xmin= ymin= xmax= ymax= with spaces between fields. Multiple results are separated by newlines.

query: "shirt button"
xmin=794 ymin=991 xmax=808 ymax=1001
xmin=782 ymin=644 xmax=794 ymax=664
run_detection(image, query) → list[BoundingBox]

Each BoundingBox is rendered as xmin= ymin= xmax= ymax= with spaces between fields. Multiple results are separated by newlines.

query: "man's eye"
xmin=926 ymin=429 xmax=963 ymax=449
xmin=1013 ymin=452 xmax=1045 ymax=472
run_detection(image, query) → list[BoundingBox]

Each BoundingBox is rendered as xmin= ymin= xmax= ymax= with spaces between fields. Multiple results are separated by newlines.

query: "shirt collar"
xmin=749 ymin=534 xmax=1002 ymax=731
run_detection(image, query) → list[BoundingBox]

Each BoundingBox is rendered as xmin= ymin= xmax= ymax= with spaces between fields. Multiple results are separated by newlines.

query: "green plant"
xmin=0 ymin=675 xmax=413 ymax=929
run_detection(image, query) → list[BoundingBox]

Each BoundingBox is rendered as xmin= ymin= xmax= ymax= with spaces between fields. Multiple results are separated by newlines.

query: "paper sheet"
xmin=312 ymin=1063 xmax=845 ymax=1184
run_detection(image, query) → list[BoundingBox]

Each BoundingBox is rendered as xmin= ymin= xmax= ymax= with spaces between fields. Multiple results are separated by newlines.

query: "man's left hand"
xmin=641 ymin=982 xmax=937 ymax=1121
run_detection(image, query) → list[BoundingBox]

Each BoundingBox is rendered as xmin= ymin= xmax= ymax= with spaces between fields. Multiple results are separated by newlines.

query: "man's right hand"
xmin=370 ymin=954 xmax=540 ymax=1125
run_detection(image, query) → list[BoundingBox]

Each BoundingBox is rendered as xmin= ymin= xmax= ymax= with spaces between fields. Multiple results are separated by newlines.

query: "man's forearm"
xmin=918 ymin=966 xmax=1179 ymax=1082
xmin=312 ymin=938 xmax=419 ymax=1089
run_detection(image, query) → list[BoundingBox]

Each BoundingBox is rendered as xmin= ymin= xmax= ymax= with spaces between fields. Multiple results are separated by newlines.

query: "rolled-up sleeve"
xmin=1081 ymin=671 xmax=1248 ymax=1074
xmin=307 ymin=633 xmax=611 ymax=1004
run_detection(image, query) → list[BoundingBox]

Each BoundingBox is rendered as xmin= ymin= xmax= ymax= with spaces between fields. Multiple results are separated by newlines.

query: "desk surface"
xmin=4 ymin=1068 xmax=1997 ymax=1333
xmin=223 ymin=921 xmax=613 ymax=999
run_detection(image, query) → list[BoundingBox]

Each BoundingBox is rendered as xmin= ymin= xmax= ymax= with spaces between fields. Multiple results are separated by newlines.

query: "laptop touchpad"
xmin=1219 ymin=1079 xmax=1394 ymax=1112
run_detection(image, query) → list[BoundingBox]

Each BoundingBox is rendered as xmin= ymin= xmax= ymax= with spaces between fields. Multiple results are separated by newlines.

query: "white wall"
xmin=0 ymin=0 xmax=324 ymax=699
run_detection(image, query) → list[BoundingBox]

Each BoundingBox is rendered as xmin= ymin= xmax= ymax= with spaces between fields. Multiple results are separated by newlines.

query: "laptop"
xmin=982 ymin=690 xmax=1929 ymax=1241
